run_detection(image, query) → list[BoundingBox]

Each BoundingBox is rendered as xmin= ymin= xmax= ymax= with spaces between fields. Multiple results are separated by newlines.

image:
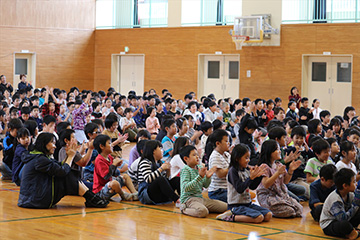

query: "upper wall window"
xmin=283 ymin=0 xmax=360 ymax=24
xmin=96 ymin=0 xmax=168 ymax=29
xmin=181 ymin=0 xmax=242 ymax=26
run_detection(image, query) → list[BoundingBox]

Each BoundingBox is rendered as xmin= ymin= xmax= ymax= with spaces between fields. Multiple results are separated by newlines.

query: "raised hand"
xmin=198 ymin=166 xmax=206 ymax=178
xmin=289 ymin=160 xmax=302 ymax=172
xmin=276 ymin=164 xmax=286 ymax=175
xmin=113 ymin=157 xmax=123 ymax=167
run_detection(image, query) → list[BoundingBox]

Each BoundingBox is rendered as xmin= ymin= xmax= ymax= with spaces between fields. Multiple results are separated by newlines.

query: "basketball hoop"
xmin=232 ymin=35 xmax=250 ymax=50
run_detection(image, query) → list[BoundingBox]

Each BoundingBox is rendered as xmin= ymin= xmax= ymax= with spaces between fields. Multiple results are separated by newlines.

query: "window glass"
xmin=208 ymin=61 xmax=220 ymax=78
xmin=337 ymin=63 xmax=352 ymax=82
xmin=312 ymin=62 xmax=326 ymax=82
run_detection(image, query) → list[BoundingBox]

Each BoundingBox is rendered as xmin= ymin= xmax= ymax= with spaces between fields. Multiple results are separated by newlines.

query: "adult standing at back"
xmin=18 ymin=74 xmax=33 ymax=91
xmin=288 ymin=87 xmax=301 ymax=109
xmin=0 ymin=75 xmax=13 ymax=94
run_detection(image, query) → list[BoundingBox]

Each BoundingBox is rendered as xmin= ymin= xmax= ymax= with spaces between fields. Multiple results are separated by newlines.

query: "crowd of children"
xmin=2 ymin=78 xmax=360 ymax=239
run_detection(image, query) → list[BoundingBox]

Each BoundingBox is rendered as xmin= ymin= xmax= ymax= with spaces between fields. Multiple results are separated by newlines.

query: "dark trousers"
xmin=323 ymin=209 xmax=360 ymax=238
xmin=310 ymin=204 xmax=323 ymax=222
xmin=147 ymin=176 xmax=180 ymax=204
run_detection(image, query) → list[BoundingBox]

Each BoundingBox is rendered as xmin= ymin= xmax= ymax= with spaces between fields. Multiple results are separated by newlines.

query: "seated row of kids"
xmin=0 ymin=82 xmax=359 ymax=239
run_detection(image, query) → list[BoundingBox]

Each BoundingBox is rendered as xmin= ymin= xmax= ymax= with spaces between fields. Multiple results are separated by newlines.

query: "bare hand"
xmin=325 ymin=129 xmax=333 ymax=138
xmin=249 ymin=165 xmax=266 ymax=180
xmin=198 ymin=166 xmax=206 ymax=178
xmin=205 ymin=166 xmax=217 ymax=178
xmin=289 ymin=160 xmax=302 ymax=172
xmin=161 ymin=162 xmax=171 ymax=170
xmin=113 ymin=157 xmax=123 ymax=167
xmin=276 ymin=164 xmax=286 ymax=175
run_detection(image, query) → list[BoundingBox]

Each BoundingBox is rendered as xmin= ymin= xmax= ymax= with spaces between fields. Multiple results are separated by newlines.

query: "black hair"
xmin=211 ymin=129 xmax=228 ymax=145
xmin=240 ymin=114 xmax=258 ymax=132
xmin=273 ymin=107 xmax=285 ymax=115
xmin=17 ymin=128 xmax=30 ymax=139
xmin=24 ymin=120 xmax=38 ymax=138
xmin=56 ymin=122 xmax=71 ymax=134
xmin=291 ymin=126 xmax=306 ymax=138
xmin=309 ymin=135 xmax=322 ymax=148
xmin=20 ymin=106 xmax=31 ymax=115
xmin=325 ymin=137 xmax=337 ymax=147
xmin=285 ymin=119 xmax=299 ymax=129
xmin=172 ymin=136 xmax=190 ymax=158
xmin=258 ymin=139 xmax=279 ymax=167
xmin=267 ymin=119 xmax=284 ymax=132
xmin=234 ymin=99 xmax=242 ymax=106
xmin=212 ymin=119 xmax=223 ymax=131
xmin=235 ymin=109 xmax=245 ymax=117
xmin=0 ymin=110 xmax=5 ymax=117
xmin=183 ymin=115 xmax=194 ymax=122
xmin=31 ymin=105 xmax=39 ymax=111
xmin=187 ymin=101 xmax=198 ymax=109
xmin=312 ymin=99 xmax=319 ymax=107
xmin=200 ymin=121 xmax=213 ymax=133
xmin=147 ymin=106 xmax=155 ymax=115
xmin=124 ymin=108 xmax=132 ymax=114
xmin=334 ymin=168 xmax=355 ymax=190
xmin=136 ymin=129 xmax=151 ymax=140
xmin=67 ymin=102 xmax=75 ymax=108
xmin=344 ymin=106 xmax=356 ymax=121
xmin=179 ymin=145 xmax=197 ymax=162
xmin=230 ymin=144 xmax=250 ymax=170
xmin=136 ymin=139 xmax=148 ymax=155
xmin=84 ymin=122 xmax=99 ymax=139
xmin=8 ymin=118 xmax=23 ymax=130
xmin=254 ymin=98 xmax=262 ymax=105
xmin=184 ymin=94 xmax=193 ymax=101
xmin=329 ymin=117 xmax=341 ymax=130
xmin=288 ymin=101 xmax=296 ymax=108
xmin=59 ymin=129 xmax=75 ymax=147
xmin=34 ymin=133 xmax=55 ymax=156
xmin=163 ymin=119 xmax=176 ymax=130
xmin=274 ymin=97 xmax=282 ymax=103
xmin=140 ymin=140 xmax=162 ymax=171
xmin=176 ymin=117 xmax=187 ymax=129
xmin=266 ymin=99 xmax=275 ymax=107
xmin=290 ymin=86 xmax=297 ymax=95
xmin=104 ymin=114 xmax=118 ymax=129
xmin=308 ymin=119 xmax=321 ymax=134
xmin=319 ymin=164 xmax=337 ymax=181
xmin=93 ymin=134 xmax=111 ymax=154
xmin=92 ymin=102 xmax=101 ymax=110
xmin=320 ymin=110 xmax=331 ymax=122
xmin=268 ymin=127 xmax=287 ymax=140
xmin=301 ymin=97 xmax=309 ymax=103
xmin=340 ymin=141 xmax=355 ymax=157
xmin=92 ymin=118 xmax=104 ymax=128
xmin=43 ymin=115 xmax=56 ymax=125
xmin=312 ymin=138 xmax=330 ymax=155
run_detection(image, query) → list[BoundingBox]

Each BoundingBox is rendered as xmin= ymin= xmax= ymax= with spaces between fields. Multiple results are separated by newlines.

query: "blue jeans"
xmin=287 ymin=183 xmax=306 ymax=202
xmin=0 ymin=162 xmax=12 ymax=179
xmin=208 ymin=188 xmax=227 ymax=203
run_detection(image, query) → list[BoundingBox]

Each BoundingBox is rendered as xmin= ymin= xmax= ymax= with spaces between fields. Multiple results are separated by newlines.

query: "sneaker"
xmin=121 ymin=192 xmax=133 ymax=201
xmin=216 ymin=210 xmax=234 ymax=222
xmin=131 ymin=192 xmax=139 ymax=201
xmin=85 ymin=194 xmax=109 ymax=208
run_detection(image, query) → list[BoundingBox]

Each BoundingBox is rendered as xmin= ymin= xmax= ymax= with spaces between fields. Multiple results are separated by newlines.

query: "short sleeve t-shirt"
xmin=208 ymin=150 xmax=230 ymax=192
xmin=304 ymin=157 xmax=334 ymax=177
xmin=335 ymin=160 xmax=357 ymax=175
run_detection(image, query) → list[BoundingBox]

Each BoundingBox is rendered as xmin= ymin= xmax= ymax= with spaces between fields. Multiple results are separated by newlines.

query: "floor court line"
xmin=214 ymin=228 xmax=274 ymax=240
xmin=120 ymin=202 xmax=340 ymax=240
xmin=0 ymin=206 xmax=143 ymax=223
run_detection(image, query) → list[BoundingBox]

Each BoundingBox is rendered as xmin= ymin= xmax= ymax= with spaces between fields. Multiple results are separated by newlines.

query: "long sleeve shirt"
xmin=180 ymin=165 xmax=211 ymax=203
xmin=41 ymin=103 xmax=60 ymax=118
xmin=72 ymin=102 xmax=92 ymax=130
xmin=137 ymin=158 xmax=165 ymax=184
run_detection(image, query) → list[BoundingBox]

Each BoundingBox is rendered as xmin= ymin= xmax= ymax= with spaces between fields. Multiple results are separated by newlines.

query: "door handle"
xmin=332 ymin=88 xmax=334 ymax=94
xmin=328 ymin=88 xmax=330 ymax=94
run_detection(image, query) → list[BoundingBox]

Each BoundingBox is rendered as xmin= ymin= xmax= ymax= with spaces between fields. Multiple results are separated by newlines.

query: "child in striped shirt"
xmin=180 ymin=145 xmax=227 ymax=218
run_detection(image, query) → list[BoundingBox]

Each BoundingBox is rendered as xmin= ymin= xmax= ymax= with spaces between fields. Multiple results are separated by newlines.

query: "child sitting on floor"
xmin=309 ymin=164 xmax=337 ymax=222
xmin=92 ymin=134 xmax=137 ymax=201
xmin=256 ymin=139 xmax=303 ymax=218
xmin=336 ymin=141 xmax=360 ymax=181
xmin=179 ymin=145 xmax=227 ymax=218
xmin=216 ymin=144 xmax=272 ymax=223
xmin=320 ymin=168 xmax=360 ymax=239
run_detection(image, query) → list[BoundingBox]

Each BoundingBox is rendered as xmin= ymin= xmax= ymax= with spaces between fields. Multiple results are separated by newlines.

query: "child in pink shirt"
xmin=146 ymin=107 xmax=160 ymax=135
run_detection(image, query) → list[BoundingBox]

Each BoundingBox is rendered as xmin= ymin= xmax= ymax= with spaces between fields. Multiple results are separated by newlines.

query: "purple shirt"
xmin=129 ymin=146 xmax=140 ymax=167
xmin=72 ymin=102 xmax=92 ymax=130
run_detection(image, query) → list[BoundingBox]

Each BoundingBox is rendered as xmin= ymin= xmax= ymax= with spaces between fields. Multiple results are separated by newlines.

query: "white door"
xmin=119 ymin=55 xmax=144 ymax=95
xmin=14 ymin=54 xmax=35 ymax=90
xmin=204 ymin=55 xmax=224 ymax=100
xmin=307 ymin=56 xmax=352 ymax=115
xmin=224 ymin=56 xmax=239 ymax=99
xmin=203 ymin=55 xmax=239 ymax=100
xmin=330 ymin=57 xmax=352 ymax=116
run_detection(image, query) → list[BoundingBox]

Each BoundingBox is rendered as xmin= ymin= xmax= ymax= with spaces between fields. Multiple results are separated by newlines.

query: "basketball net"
xmin=232 ymin=35 xmax=249 ymax=50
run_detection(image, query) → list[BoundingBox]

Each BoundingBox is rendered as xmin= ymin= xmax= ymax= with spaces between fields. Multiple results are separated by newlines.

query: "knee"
xmin=122 ymin=173 xmax=130 ymax=181
xmin=109 ymin=180 xmax=120 ymax=190
xmin=263 ymin=212 xmax=272 ymax=222
xmin=254 ymin=215 xmax=264 ymax=223
xmin=197 ymin=207 xmax=209 ymax=218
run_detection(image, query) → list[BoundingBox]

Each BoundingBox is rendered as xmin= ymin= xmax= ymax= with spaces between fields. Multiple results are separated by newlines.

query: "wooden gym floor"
xmin=0 ymin=143 xmax=341 ymax=240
